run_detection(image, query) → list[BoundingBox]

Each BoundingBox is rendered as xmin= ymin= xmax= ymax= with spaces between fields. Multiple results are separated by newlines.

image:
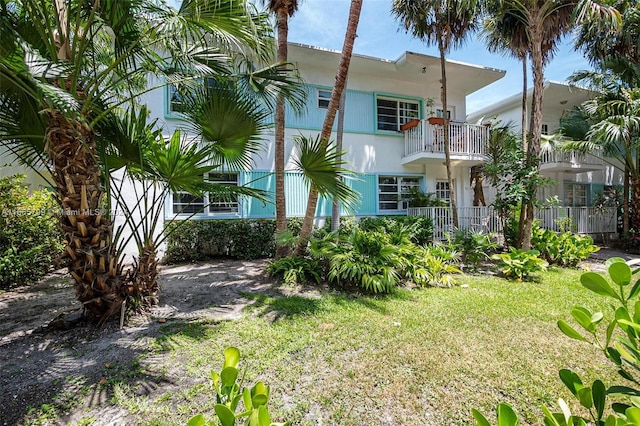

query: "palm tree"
xmin=266 ymin=0 xmax=300 ymax=258
xmin=0 ymin=0 xmax=285 ymax=323
xmin=392 ymin=0 xmax=482 ymax=229
xmin=483 ymin=0 xmax=619 ymax=250
xmin=294 ymin=0 xmax=363 ymax=256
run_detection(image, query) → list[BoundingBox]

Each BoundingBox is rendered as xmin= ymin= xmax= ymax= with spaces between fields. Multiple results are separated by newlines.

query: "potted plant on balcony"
xmin=401 ymin=118 xmax=421 ymax=132
xmin=428 ymin=116 xmax=449 ymax=126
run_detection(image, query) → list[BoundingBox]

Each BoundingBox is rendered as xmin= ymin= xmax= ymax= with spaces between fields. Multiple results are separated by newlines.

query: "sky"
xmin=286 ymin=0 xmax=593 ymax=114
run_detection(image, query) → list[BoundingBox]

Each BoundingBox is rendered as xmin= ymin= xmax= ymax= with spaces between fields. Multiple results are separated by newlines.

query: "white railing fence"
xmin=540 ymin=148 xmax=605 ymax=167
xmin=404 ymin=121 xmax=489 ymax=157
xmin=407 ymin=206 xmax=617 ymax=241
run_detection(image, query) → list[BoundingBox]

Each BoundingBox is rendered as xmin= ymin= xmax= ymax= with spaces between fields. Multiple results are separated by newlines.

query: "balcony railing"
xmin=404 ymin=120 xmax=489 ymax=158
xmin=540 ymin=148 xmax=605 ymax=168
xmin=407 ymin=206 xmax=617 ymax=241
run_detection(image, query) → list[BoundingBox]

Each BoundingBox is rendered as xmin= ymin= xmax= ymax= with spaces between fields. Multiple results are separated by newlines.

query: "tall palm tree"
xmin=267 ymin=0 xmax=300 ymax=258
xmin=0 ymin=0 xmax=283 ymax=323
xmin=392 ymin=0 xmax=482 ymax=229
xmin=484 ymin=0 xmax=619 ymax=250
xmin=294 ymin=0 xmax=363 ymax=255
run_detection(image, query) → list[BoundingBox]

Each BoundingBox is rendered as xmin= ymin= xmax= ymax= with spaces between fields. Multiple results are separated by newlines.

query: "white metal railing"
xmin=404 ymin=120 xmax=490 ymax=157
xmin=540 ymin=148 xmax=605 ymax=167
xmin=408 ymin=206 xmax=616 ymax=240
xmin=535 ymin=207 xmax=617 ymax=234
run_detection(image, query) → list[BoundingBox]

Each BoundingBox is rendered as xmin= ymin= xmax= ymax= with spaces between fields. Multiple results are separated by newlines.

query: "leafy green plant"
xmin=357 ymin=215 xmax=434 ymax=246
xmin=266 ymin=256 xmax=321 ymax=286
xmin=0 ymin=174 xmax=64 ymax=288
xmin=491 ymin=248 xmax=548 ymax=281
xmin=474 ymin=258 xmax=640 ymax=425
xmin=532 ymin=226 xmax=599 ymax=267
xmin=400 ymin=187 xmax=448 ymax=208
xmin=164 ymin=219 xmax=277 ymax=262
xmin=448 ymin=229 xmax=498 ymax=271
xmin=188 ymin=347 xmax=288 ymax=426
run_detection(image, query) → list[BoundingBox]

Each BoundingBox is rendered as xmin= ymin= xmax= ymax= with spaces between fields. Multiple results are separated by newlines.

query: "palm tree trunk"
xmin=274 ymin=7 xmax=290 ymax=258
xmin=631 ymin=175 xmax=640 ymax=232
xmin=623 ymin=165 xmax=630 ymax=233
xmin=331 ymin=75 xmax=348 ymax=232
xmin=515 ymin=55 xmax=528 ymax=249
xmin=295 ymin=0 xmax=362 ymax=255
xmin=522 ymin=20 xmax=545 ymax=251
xmin=438 ymin=37 xmax=459 ymax=228
xmin=46 ymin=110 xmax=121 ymax=324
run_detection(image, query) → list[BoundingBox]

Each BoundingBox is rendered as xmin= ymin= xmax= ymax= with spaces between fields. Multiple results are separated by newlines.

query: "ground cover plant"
xmin=6 ymin=265 xmax=620 ymax=425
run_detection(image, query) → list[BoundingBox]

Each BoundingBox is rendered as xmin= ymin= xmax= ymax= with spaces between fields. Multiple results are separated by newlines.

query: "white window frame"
xmin=378 ymin=175 xmax=421 ymax=211
xmin=376 ymin=97 xmax=420 ymax=132
xmin=171 ymin=172 xmax=241 ymax=216
xmin=541 ymin=124 xmax=549 ymax=135
xmin=435 ymin=180 xmax=451 ymax=203
xmin=318 ymin=89 xmax=331 ymax=109
xmin=564 ymin=182 xmax=588 ymax=207
xmin=435 ymin=108 xmax=452 ymax=119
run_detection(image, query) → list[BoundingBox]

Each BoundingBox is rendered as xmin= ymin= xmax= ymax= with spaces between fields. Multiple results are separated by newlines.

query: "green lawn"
xmin=114 ymin=268 xmax=619 ymax=425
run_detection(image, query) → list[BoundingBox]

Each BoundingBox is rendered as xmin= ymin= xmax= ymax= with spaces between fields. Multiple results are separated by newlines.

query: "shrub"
xmin=473 ymin=258 xmax=640 ymax=425
xmin=164 ymin=219 xmax=277 ymax=262
xmin=357 ymin=215 xmax=434 ymax=246
xmin=403 ymin=246 xmax=462 ymax=288
xmin=532 ymin=225 xmax=599 ymax=267
xmin=448 ymin=229 xmax=498 ymax=271
xmin=491 ymin=248 xmax=548 ymax=281
xmin=266 ymin=256 xmax=321 ymax=286
xmin=0 ymin=175 xmax=63 ymax=288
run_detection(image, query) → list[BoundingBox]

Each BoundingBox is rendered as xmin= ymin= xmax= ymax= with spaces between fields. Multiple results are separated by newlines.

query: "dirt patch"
xmin=0 ymin=259 xmax=311 ymax=426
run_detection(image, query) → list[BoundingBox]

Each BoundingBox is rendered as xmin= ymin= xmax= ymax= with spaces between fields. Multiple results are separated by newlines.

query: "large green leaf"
xmin=592 ymin=380 xmax=606 ymax=420
xmin=581 ymin=272 xmax=618 ymax=299
xmin=497 ymin=403 xmax=519 ymax=426
xmin=214 ymin=404 xmax=236 ymax=426
xmin=571 ymin=307 xmax=596 ymax=332
xmin=471 ymin=409 xmax=491 ymax=426
xmin=186 ymin=414 xmax=207 ymax=426
xmin=220 ymin=366 xmax=239 ymax=388
xmin=224 ymin=347 xmax=240 ymax=369
xmin=559 ymin=369 xmax=584 ymax=397
xmin=608 ymin=261 xmax=632 ymax=286
xmin=557 ymin=320 xmax=587 ymax=342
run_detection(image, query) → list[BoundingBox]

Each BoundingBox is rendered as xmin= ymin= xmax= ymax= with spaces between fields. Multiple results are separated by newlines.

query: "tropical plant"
xmin=531 ymin=225 xmax=599 ymax=267
xmin=491 ymin=248 xmax=548 ymax=281
xmin=474 ymin=258 xmax=640 ymax=425
xmin=392 ymin=0 xmax=482 ymax=229
xmin=357 ymin=215 xmax=435 ymax=246
xmin=448 ymin=228 xmax=498 ymax=271
xmin=187 ymin=347 xmax=289 ymax=426
xmin=0 ymin=174 xmax=63 ymax=288
xmin=295 ymin=0 xmax=363 ymax=256
xmin=266 ymin=255 xmax=321 ymax=286
xmin=0 ymin=0 xmax=303 ymax=323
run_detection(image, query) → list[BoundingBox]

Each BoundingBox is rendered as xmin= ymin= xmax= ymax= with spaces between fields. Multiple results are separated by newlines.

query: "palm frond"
xmin=291 ymin=134 xmax=361 ymax=214
xmin=179 ymin=83 xmax=269 ymax=171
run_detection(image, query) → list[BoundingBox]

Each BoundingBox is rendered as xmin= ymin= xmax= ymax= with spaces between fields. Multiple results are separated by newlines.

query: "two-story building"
xmin=467 ymin=80 xmax=621 ymax=236
xmin=150 ymin=42 xmax=506 ymax=225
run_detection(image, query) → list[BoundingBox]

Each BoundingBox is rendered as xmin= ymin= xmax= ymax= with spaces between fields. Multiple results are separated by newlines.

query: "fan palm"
xmin=0 ymin=0 xmax=299 ymax=323
xmin=392 ymin=0 xmax=482 ymax=229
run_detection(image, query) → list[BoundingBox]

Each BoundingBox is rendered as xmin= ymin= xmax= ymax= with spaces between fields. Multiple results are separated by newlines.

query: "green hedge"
xmin=0 ymin=175 xmax=64 ymax=288
xmin=163 ymin=219 xmax=277 ymax=262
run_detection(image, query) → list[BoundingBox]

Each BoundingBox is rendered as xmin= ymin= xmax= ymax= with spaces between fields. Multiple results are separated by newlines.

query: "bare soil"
xmin=0 ymin=259 xmax=299 ymax=426
xmin=0 ymin=250 xmax=635 ymax=426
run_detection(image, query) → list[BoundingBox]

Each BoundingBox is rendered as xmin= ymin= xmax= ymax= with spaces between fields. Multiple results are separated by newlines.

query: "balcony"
xmin=402 ymin=119 xmax=489 ymax=166
xmin=540 ymin=148 xmax=605 ymax=173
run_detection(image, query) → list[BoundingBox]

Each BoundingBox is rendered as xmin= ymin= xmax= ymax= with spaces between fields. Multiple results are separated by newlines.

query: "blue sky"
xmin=287 ymin=0 xmax=592 ymax=114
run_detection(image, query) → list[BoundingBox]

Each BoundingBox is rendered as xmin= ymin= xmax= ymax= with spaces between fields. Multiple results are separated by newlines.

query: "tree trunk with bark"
xmin=522 ymin=17 xmax=545 ymax=251
xmin=46 ymin=110 xmax=122 ymax=324
xmin=438 ymin=37 xmax=459 ymax=228
xmin=295 ymin=0 xmax=362 ymax=255
xmin=331 ymin=75 xmax=348 ymax=232
xmin=274 ymin=7 xmax=290 ymax=258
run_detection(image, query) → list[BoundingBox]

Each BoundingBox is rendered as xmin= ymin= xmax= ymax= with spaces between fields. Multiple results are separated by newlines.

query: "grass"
xmin=112 ymin=268 xmax=620 ymax=425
